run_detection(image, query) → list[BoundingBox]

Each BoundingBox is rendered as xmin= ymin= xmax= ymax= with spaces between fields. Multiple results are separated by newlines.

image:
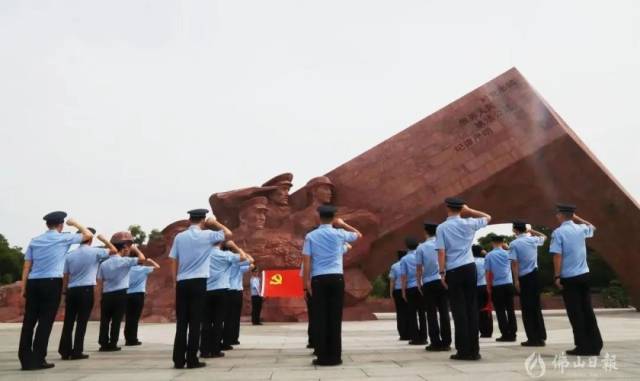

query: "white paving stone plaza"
xmin=1 ymin=309 xmax=639 ymax=380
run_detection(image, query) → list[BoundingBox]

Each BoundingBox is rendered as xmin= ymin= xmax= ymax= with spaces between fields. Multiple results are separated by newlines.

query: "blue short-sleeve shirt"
xmin=250 ymin=276 xmax=261 ymax=296
xmin=25 ymin=230 xmax=83 ymax=279
xmin=509 ymin=234 xmax=545 ymax=277
xmin=416 ymin=237 xmax=440 ymax=284
xmin=436 ymin=216 xmax=488 ymax=271
xmin=399 ymin=250 xmax=419 ymax=288
xmin=474 ymin=257 xmax=487 ymax=286
xmin=229 ymin=260 xmax=251 ymax=291
xmin=302 ymin=224 xmax=358 ymax=277
xmin=64 ymin=245 xmax=110 ymax=288
xmin=98 ymin=256 xmax=139 ymax=293
xmin=388 ymin=261 xmax=403 ymax=290
xmin=484 ymin=248 xmax=513 ymax=286
xmin=169 ymin=225 xmax=225 ymax=281
xmin=207 ymin=247 xmax=240 ymax=291
xmin=127 ymin=265 xmax=154 ymax=294
xmin=549 ymin=221 xmax=594 ymax=278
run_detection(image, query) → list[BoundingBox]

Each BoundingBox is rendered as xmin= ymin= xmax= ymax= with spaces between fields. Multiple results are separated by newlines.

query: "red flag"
xmin=261 ymin=269 xmax=304 ymax=298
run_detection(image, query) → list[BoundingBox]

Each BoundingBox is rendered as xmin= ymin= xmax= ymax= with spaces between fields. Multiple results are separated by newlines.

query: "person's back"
xmin=66 ymin=245 xmax=109 ymax=288
xmin=509 ymin=234 xmax=544 ymax=276
xmin=26 ymin=231 xmax=83 ymax=279
xmin=172 ymin=226 xmax=223 ymax=281
xmin=304 ymin=225 xmax=357 ymax=277
xmin=474 ymin=257 xmax=486 ymax=286
xmin=389 ymin=261 xmax=403 ymax=290
xmin=436 ymin=216 xmax=487 ymax=270
xmin=400 ymin=250 xmax=419 ymax=288
xmin=551 ymin=221 xmax=593 ymax=278
xmin=207 ymin=247 xmax=239 ymax=291
xmin=99 ymin=256 xmax=138 ymax=293
xmin=417 ymin=238 xmax=439 ymax=283
xmin=484 ymin=248 xmax=512 ymax=286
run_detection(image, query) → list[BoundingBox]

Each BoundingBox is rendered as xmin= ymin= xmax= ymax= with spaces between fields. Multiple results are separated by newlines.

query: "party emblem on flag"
xmin=261 ymin=269 xmax=304 ymax=298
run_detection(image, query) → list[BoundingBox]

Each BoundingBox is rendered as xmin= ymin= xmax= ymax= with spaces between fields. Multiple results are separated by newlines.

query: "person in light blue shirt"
xmin=301 ymin=205 xmax=361 ymax=366
xmin=509 ymin=220 xmax=547 ymax=347
xmin=416 ymin=222 xmax=451 ymax=351
xmin=389 ymin=250 xmax=409 ymax=341
xmin=168 ymin=209 xmax=232 ymax=369
xmin=59 ymin=228 xmax=117 ymax=360
xmin=250 ymin=267 xmax=264 ymax=325
xmin=96 ymin=232 xmax=147 ymax=352
xmin=202 ymin=241 xmax=248 ymax=357
xmin=549 ymin=203 xmax=602 ymax=356
xmin=18 ymin=212 xmax=93 ymax=371
xmin=400 ymin=237 xmax=426 ymax=345
xmin=124 ymin=256 xmax=160 ymax=346
xmin=436 ymin=197 xmax=491 ymax=361
xmin=472 ymin=245 xmax=492 ymax=338
xmin=485 ymin=236 xmax=516 ymax=342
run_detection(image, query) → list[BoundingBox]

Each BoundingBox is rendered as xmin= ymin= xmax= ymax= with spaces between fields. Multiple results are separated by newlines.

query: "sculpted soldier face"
xmin=268 ymin=187 xmax=290 ymax=206
xmin=313 ymin=184 xmax=333 ymax=204
xmin=240 ymin=207 xmax=267 ymax=230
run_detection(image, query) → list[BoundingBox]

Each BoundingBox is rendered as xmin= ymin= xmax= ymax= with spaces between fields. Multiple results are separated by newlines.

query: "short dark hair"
xmin=114 ymin=241 xmax=132 ymax=251
xmin=46 ymin=221 xmax=63 ymax=229
xmin=189 ymin=216 xmax=206 ymax=223
xmin=404 ymin=237 xmax=419 ymax=250
xmin=425 ymin=225 xmax=437 ymax=236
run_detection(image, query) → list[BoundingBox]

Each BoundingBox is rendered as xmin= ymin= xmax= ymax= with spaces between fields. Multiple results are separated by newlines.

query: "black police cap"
xmin=512 ymin=220 xmax=527 ymax=231
xmin=43 ymin=211 xmax=67 ymax=224
xmin=444 ymin=197 xmax=465 ymax=208
xmin=187 ymin=208 xmax=209 ymax=218
xmin=317 ymin=204 xmax=337 ymax=218
xmin=556 ymin=203 xmax=576 ymax=213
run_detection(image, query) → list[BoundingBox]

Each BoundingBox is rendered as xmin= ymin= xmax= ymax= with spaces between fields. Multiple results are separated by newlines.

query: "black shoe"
xmin=409 ymin=339 xmax=427 ymax=345
xmin=312 ymin=359 xmax=343 ymax=366
xmin=200 ymin=352 xmax=212 ymax=358
xmin=521 ymin=341 xmax=545 ymax=347
xmin=306 ymin=343 xmax=314 ymax=349
xmin=495 ymin=336 xmax=516 ymax=342
xmin=425 ymin=344 xmax=451 ymax=352
xmin=252 ymin=322 xmax=263 ymax=325
xmin=221 ymin=344 xmax=234 ymax=351
xmin=99 ymin=346 xmax=121 ymax=352
xmin=450 ymin=353 xmax=481 ymax=361
xmin=125 ymin=341 xmax=142 ymax=346
xmin=69 ymin=353 xmax=89 ymax=360
xmin=174 ymin=363 xmax=185 ymax=369
xmin=566 ymin=348 xmax=599 ymax=356
xmin=186 ymin=361 xmax=207 ymax=369
xmin=209 ymin=352 xmax=225 ymax=358
xmin=232 ymin=341 xmax=240 ymax=345
xmin=480 ymin=334 xmax=492 ymax=338
xmin=60 ymin=355 xmax=70 ymax=360
xmin=39 ymin=362 xmax=55 ymax=369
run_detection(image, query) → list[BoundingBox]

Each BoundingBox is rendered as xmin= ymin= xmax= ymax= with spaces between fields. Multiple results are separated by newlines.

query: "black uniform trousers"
xmin=477 ymin=285 xmax=493 ymax=337
xmin=58 ymin=285 xmax=94 ymax=357
xmin=200 ymin=289 xmax=228 ymax=355
xmin=18 ymin=278 xmax=62 ymax=369
xmin=422 ymin=280 xmax=452 ymax=347
xmin=99 ymin=289 xmax=127 ymax=348
xmin=223 ymin=290 xmax=243 ymax=345
xmin=311 ymin=274 xmax=344 ymax=364
xmin=305 ymin=291 xmax=315 ymax=348
xmin=173 ymin=278 xmax=206 ymax=367
xmin=406 ymin=287 xmax=427 ymax=342
xmin=491 ymin=284 xmax=517 ymax=339
xmin=251 ymin=296 xmax=263 ymax=325
xmin=519 ymin=269 xmax=547 ymax=343
xmin=561 ymin=273 xmax=603 ymax=354
xmin=392 ymin=289 xmax=409 ymax=340
xmin=446 ymin=263 xmax=480 ymax=356
xmin=124 ymin=292 xmax=145 ymax=344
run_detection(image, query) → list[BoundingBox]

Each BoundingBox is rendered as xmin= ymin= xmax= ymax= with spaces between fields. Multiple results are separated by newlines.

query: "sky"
xmin=1 ymin=0 xmax=639 ymax=249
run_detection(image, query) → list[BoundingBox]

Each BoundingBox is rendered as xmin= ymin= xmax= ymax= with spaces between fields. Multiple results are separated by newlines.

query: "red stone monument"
xmin=1 ymin=67 xmax=638 ymax=322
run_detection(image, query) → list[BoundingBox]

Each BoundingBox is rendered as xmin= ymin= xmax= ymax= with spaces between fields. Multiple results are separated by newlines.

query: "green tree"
xmin=148 ymin=229 xmax=163 ymax=242
xmin=128 ymin=225 xmax=147 ymax=245
xmin=0 ymin=234 xmax=24 ymax=285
